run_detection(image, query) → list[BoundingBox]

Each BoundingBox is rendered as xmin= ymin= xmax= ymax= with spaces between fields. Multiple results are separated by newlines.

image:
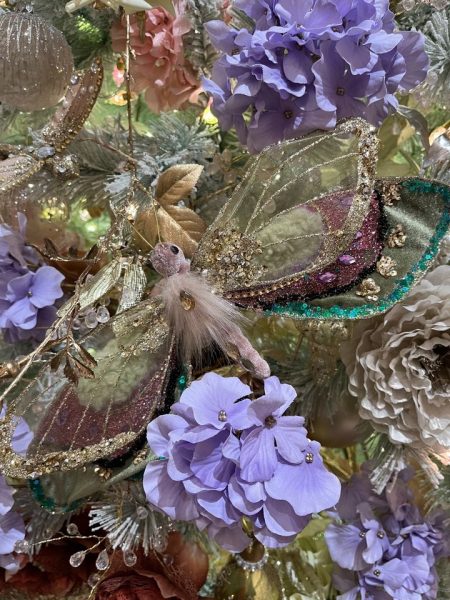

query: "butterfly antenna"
xmin=152 ymin=199 xmax=162 ymax=244
xmin=130 ymin=221 xmax=155 ymax=251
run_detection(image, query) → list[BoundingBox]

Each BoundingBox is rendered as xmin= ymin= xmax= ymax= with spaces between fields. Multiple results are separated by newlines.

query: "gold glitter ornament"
xmin=0 ymin=12 xmax=74 ymax=111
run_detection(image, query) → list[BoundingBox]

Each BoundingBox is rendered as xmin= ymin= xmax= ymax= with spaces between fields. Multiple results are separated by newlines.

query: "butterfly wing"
xmin=41 ymin=58 xmax=104 ymax=152
xmin=193 ymin=119 xmax=378 ymax=290
xmin=264 ymin=178 xmax=449 ymax=320
xmin=0 ymin=155 xmax=43 ymax=193
xmin=0 ymin=298 xmax=178 ymax=479
xmin=193 ymin=119 xmax=449 ymax=319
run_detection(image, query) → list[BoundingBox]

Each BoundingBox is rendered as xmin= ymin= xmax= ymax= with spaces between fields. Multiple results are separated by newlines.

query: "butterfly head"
xmin=150 ymin=242 xmax=190 ymax=277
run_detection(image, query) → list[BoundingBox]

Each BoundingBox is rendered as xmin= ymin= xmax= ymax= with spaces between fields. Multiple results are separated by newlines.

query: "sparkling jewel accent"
xmin=356 ymin=278 xmax=381 ymax=301
xmin=305 ymin=452 xmax=314 ymax=463
xmin=123 ymin=549 xmax=138 ymax=567
xmin=179 ymin=290 xmax=196 ymax=311
xmin=376 ymin=256 xmax=398 ymax=278
xmin=14 ymin=540 xmax=30 ymax=554
xmin=95 ymin=549 xmax=110 ymax=571
xmin=339 ymin=254 xmax=356 ymax=265
xmin=67 ymin=523 xmax=80 ymax=535
xmin=235 ymin=547 xmax=269 ymax=572
xmin=387 ymin=224 xmax=407 ymax=248
xmin=318 ymin=272 xmax=337 ymax=283
xmin=218 ymin=410 xmax=228 ymax=422
xmin=69 ymin=550 xmax=86 ymax=567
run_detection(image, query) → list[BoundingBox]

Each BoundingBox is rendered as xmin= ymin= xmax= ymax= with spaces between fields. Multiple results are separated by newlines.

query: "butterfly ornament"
xmin=0 ymin=118 xmax=448 ymax=481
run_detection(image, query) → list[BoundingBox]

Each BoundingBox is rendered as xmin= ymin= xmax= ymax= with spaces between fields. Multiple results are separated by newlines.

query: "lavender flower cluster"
xmin=0 ymin=406 xmax=33 ymax=573
xmin=144 ymin=374 xmax=340 ymax=552
xmin=203 ymin=0 xmax=428 ymax=152
xmin=325 ymin=466 xmax=450 ymax=600
xmin=0 ymin=215 xmax=64 ymax=343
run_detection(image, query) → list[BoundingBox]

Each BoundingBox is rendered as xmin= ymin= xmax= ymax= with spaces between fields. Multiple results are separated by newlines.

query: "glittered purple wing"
xmin=230 ymin=178 xmax=450 ymax=320
xmin=226 ymin=190 xmax=383 ymax=308
xmin=0 ymin=298 xmax=178 ymax=479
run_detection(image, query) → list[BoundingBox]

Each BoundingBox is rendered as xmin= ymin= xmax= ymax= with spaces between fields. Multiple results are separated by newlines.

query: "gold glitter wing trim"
xmin=0 ymin=154 xmax=43 ymax=194
xmin=42 ymin=58 xmax=104 ymax=152
xmin=0 ymin=298 xmax=175 ymax=479
xmin=193 ymin=118 xmax=378 ymax=293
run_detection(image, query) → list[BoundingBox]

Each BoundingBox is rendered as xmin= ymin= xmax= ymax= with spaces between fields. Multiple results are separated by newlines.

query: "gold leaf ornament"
xmin=133 ymin=164 xmax=206 ymax=258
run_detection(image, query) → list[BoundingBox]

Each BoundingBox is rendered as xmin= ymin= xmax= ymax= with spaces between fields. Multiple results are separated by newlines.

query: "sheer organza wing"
xmin=193 ymin=119 xmax=379 ymax=293
xmin=193 ymin=120 xmax=449 ymax=319
xmin=0 ymin=297 xmax=177 ymax=479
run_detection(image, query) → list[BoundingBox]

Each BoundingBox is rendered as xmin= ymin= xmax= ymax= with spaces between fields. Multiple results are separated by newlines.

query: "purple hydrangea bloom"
xmin=0 ymin=216 xmax=64 ymax=343
xmin=325 ymin=465 xmax=450 ymax=600
xmin=144 ymin=374 xmax=341 ymax=552
xmin=0 ymin=409 xmax=32 ymax=573
xmin=203 ymin=0 xmax=428 ymax=152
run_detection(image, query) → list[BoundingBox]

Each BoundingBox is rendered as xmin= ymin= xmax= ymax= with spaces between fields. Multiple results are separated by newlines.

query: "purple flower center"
xmin=264 ymin=415 xmax=277 ymax=428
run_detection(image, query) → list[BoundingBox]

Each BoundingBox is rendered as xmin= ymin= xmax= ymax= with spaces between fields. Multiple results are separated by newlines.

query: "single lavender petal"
xmin=0 ymin=511 xmax=25 ymax=555
xmin=240 ymin=427 xmax=278 ymax=482
xmin=29 ymin=266 xmax=64 ymax=308
xmin=147 ymin=414 xmax=189 ymax=458
xmin=0 ymin=476 xmax=14 ymax=517
xmin=144 ymin=461 xmax=199 ymax=521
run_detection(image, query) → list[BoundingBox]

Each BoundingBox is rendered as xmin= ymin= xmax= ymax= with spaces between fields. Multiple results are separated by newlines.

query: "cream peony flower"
xmin=341 ymin=265 xmax=450 ymax=454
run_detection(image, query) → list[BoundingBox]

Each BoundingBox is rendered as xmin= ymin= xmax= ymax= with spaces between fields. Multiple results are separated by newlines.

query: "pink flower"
xmin=111 ymin=7 xmax=201 ymax=113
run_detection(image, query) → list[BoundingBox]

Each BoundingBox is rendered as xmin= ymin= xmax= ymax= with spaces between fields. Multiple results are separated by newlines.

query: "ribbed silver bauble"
xmin=0 ymin=12 xmax=74 ymax=111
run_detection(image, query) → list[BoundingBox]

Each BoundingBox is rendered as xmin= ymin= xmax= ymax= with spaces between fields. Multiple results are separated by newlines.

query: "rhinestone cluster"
xmin=199 ymin=226 xmax=265 ymax=291
xmin=387 ymin=224 xmax=407 ymax=248
xmin=377 ymin=181 xmax=402 ymax=206
xmin=376 ymin=255 xmax=398 ymax=278
xmin=235 ymin=547 xmax=269 ymax=572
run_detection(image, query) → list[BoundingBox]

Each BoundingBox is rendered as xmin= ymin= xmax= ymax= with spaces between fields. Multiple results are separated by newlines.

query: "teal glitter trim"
xmin=267 ymin=180 xmax=450 ymax=320
xmin=29 ymin=478 xmax=81 ymax=514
